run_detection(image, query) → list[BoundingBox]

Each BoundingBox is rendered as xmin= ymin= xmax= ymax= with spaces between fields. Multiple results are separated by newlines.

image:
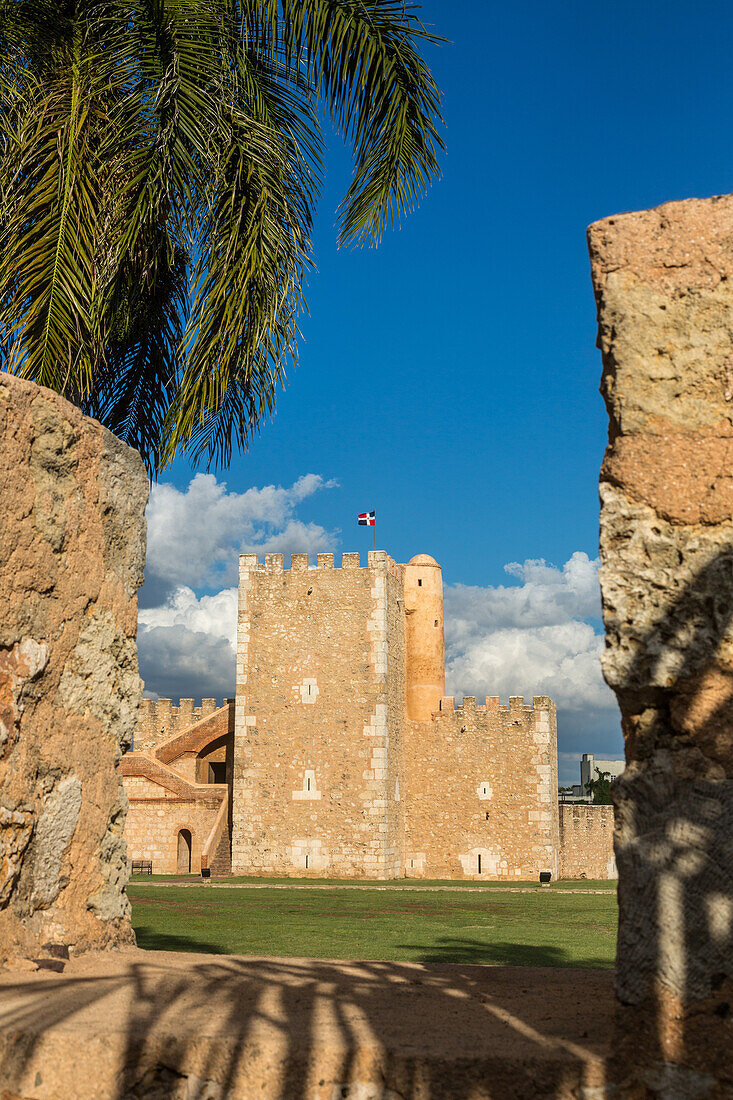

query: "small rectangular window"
xmin=418 ymin=579 xmax=422 ymax=586
xmin=477 ymin=854 xmax=482 ymax=875
xmin=305 ymin=854 xmax=309 ymax=869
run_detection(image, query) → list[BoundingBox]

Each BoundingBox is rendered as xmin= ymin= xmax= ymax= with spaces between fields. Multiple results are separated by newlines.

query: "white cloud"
xmin=139 ymin=586 xmax=237 ymax=646
xmin=138 ymin=587 xmax=237 ymax=703
xmin=138 ymin=471 xmax=339 ymax=698
xmin=144 ymin=472 xmax=338 ymax=595
xmin=446 ymin=620 xmax=610 ymax=710
xmin=445 ymin=551 xmax=601 ymax=633
xmin=443 ymin=554 xmax=621 ymax=784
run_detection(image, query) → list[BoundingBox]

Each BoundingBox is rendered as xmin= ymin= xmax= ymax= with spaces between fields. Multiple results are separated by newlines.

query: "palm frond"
xmin=0 ymin=0 xmax=444 ymax=472
xmin=0 ymin=38 xmax=102 ymax=393
xmin=277 ymin=0 xmax=445 ymax=246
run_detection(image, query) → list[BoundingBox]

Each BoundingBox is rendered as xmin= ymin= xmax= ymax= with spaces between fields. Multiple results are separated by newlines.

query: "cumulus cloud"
xmin=142 ymin=472 xmax=338 ymax=604
xmin=444 ymin=554 xmax=621 ymax=784
xmin=138 ymin=587 xmax=238 ymax=702
xmin=138 ymin=472 xmax=339 ymax=699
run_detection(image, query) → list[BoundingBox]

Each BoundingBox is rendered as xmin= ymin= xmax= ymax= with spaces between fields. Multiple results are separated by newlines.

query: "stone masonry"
xmin=123 ymin=550 xmax=604 ymax=881
xmin=590 ymin=194 xmax=733 ymax=1095
xmin=121 ymin=700 xmax=233 ymax=874
xmin=229 ymin=549 xmax=561 ymax=879
xmin=558 ymin=805 xmax=616 ymax=880
xmin=0 ymin=373 xmax=146 ymax=964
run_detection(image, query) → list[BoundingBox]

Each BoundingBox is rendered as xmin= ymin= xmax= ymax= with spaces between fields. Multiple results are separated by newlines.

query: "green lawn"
xmin=128 ymin=883 xmax=618 ymax=968
xmin=129 ymin=873 xmax=617 ymax=890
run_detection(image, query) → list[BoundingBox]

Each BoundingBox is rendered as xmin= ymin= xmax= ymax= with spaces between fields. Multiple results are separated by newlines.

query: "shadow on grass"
xmin=132 ymin=926 xmax=224 ymax=954
xmin=402 ymin=937 xmax=613 ymax=969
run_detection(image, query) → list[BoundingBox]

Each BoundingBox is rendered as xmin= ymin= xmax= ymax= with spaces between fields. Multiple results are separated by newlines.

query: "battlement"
xmin=136 ymin=697 xmax=234 ymax=752
xmin=238 ymin=549 xmax=403 ymax=578
xmin=437 ymin=695 xmax=555 ymax=714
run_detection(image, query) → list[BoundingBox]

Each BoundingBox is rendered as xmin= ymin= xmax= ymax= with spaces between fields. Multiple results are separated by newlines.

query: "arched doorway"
xmin=177 ymin=828 xmax=192 ymax=874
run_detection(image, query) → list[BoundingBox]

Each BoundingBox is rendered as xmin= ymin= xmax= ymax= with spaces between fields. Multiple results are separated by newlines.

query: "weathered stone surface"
xmin=558 ymin=805 xmax=616 ymax=880
xmin=590 ymin=195 xmax=733 ymax=1094
xmin=0 ymin=372 xmax=147 ymax=962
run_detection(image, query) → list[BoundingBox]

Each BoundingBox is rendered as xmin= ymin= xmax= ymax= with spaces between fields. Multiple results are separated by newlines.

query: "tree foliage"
xmin=585 ymin=768 xmax=613 ymax=805
xmin=0 ymin=0 xmax=443 ymax=472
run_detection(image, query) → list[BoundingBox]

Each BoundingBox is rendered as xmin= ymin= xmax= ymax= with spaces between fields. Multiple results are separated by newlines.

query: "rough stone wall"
xmin=136 ymin=696 xmax=224 ymax=753
xmin=123 ymin=795 xmax=222 ymax=874
xmin=590 ymin=194 xmax=733 ymax=1094
xmin=403 ymin=696 xmax=559 ymax=879
xmin=231 ymin=551 xmax=406 ymax=878
xmin=558 ymin=805 xmax=616 ymax=880
xmin=0 ymin=373 xmax=146 ymax=962
xmin=122 ymin=700 xmax=233 ymax=873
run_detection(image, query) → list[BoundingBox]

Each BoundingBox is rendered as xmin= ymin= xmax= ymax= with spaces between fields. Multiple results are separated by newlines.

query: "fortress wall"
xmin=558 ymin=805 xmax=616 ymax=880
xmin=124 ymin=796 xmax=223 ymax=874
xmin=403 ymin=696 xmax=558 ymax=879
xmin=384 ymin=566 xmax=407 ymax=878
xmin=136 ymin=696 xmax=227 ymax=753
xmin=590 ymin=195 xmax=733 ymax=1092
xmin=231 ymin=551 xmax=404 ymax=878
xmin=0 ymin=373 xmax=146 ymax=963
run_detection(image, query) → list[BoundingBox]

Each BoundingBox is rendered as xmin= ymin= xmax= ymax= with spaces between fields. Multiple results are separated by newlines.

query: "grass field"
xmin=128 ymin=882 xmax=618 ymax=968
xmin=129 ymin=874 xmax=618 ymax=890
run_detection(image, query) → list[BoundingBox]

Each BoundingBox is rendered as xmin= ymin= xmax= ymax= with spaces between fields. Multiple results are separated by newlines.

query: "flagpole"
xmin=374 ymin=512 xmax=376 ymax=553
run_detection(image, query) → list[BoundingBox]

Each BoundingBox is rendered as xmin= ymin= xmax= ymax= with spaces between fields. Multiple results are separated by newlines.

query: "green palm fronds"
xmin=0 ymin=0 xmax=443 ymax=473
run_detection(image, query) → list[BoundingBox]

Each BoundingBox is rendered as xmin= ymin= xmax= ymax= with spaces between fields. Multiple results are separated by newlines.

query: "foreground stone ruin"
xmin=590 ymin=195 xmax=733 ymax=1095
xmin=0 ymin=373 xmax=147 ymax=965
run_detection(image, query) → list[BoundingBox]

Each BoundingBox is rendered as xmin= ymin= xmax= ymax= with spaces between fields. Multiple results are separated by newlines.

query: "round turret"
xmin=403 ymin=554 xmax=445 ymax=721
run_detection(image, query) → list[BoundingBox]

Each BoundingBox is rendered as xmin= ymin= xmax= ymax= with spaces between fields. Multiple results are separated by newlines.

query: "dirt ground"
xmin=0 ymin=947 xmax=613 ymax=1098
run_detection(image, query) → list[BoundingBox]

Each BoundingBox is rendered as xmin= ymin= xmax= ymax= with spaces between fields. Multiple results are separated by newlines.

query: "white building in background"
xmin=560 ymin=753 xmax=625 ymax=802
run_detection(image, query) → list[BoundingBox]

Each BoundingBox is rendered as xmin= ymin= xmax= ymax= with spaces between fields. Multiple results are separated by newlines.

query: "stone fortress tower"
xmin=231 ymin=549 xmax=559 ymax=880
xmin=120 ymin=548 xmax=616 ymax=881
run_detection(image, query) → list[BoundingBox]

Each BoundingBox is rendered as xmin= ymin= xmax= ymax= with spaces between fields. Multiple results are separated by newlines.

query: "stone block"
xmin=0 ymin=373 xmax=146 ymax=962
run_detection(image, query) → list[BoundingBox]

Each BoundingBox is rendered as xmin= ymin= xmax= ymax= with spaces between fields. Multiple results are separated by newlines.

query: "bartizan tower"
xmin=403 ymin=554 xmax=445 ymax=721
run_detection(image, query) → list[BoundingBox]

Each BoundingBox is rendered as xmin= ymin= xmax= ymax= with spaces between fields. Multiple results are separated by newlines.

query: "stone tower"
xmin=404 ymin=554 xmax=445 ymax=721
xmin=229 ymin=548 xmax=561 ymax=881
xmin=231 ymin=550 xmax=407 ymax=877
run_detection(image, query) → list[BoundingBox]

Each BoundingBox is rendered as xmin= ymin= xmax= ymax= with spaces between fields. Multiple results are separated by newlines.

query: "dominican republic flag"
xmin=358 ymin=510 xmax=375 ymax=527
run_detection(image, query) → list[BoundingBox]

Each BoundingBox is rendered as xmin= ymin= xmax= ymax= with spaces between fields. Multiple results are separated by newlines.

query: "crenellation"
xmin=341 ymin=552 xmax=360 ymax=569
xmin=265 ymin=553 xmax=284 ymax=572
xmin=290 ymin=553 xmax=309 ymax=571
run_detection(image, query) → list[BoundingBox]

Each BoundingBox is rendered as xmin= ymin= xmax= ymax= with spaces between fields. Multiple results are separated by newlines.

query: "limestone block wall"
xmin=558 ymin=805 xmax=616 ymax=880
xmin=0 ymin=373 xmax=146 ymax=963
xmin=124 ymin=796 xmax=222 ymax=874
xmin=136 ymin=696 xmax=226 ymax=753
xmin=590 ymin=194 xmax=733 ymax=1093
xmin=232 ymin=551 xmax=405 ymax=878
xmin=403 ymin=696 xmax=559 ymax=879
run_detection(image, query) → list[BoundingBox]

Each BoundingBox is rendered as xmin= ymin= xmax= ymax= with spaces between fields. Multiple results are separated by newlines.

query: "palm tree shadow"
xmin=0 ymin=946 xmax=615 ymax=1098
xmin=604 ymin=542 xmax=733 ymax=1090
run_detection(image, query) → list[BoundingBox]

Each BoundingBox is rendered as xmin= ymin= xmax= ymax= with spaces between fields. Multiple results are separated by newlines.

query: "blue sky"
xmin=139 ymin=1 xmax=733 ymax=783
